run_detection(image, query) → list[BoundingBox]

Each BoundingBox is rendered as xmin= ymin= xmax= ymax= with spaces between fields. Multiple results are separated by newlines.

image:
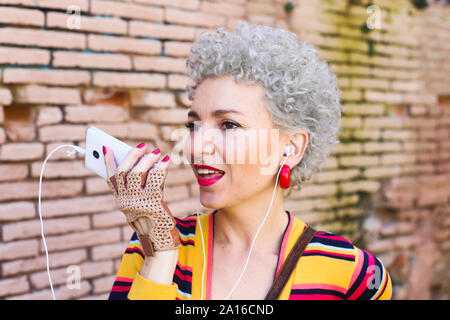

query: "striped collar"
xmin=192 ymin=209 xmax=306 ymax=299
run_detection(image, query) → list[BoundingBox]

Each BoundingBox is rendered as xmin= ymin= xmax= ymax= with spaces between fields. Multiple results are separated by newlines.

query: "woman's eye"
xmin=185 ymin=121 xmax=199 ymax=131
xmin=221 ymin=120 xmax=240 ymax=130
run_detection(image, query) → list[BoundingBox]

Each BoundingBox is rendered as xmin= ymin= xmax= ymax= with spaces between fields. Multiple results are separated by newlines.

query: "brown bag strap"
xmin=265 ymin=225 xmax=317 ymax=300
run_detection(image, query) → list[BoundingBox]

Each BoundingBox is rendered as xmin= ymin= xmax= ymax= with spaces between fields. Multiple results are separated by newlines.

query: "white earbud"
xmin=284 ymin=145 xmax=296 ymax=157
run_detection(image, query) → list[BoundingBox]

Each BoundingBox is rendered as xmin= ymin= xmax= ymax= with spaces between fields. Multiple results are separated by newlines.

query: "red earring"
xmin=280 ymin=164 xmax=290 ymax=189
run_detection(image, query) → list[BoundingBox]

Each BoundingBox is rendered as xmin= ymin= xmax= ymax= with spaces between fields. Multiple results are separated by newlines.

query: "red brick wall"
xmin=0 ymin=0 xmax=448 ymax=300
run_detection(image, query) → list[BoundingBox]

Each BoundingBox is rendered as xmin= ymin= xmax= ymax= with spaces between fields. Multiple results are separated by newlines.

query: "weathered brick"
xmin=91 ymin=242 xmax=127 ymax=261
xmin=93 ymin=72 xmax=166 ymax=89
xmin=168 ymin=74 xmax=195 ymax=90
xmin=0 ymin=27 xmax=85 ymax=49
xmin=31 ymin=160 xmax=93 ymax=179
xmin=40 ymin=194 xmax=116 ymax=218
xmin=339 ymin=155 xmax=380 ymax=167
xmin=340 ymin=117 xmax=361 ymax=128
xmin=0 ymin=276 xmax=29 ymax=297
xmin=0 ymin=179 xmax=83 ymax=201
xmin=4 ymin=123 xmax=36 ymax=142
xmin=0 ymin=0 xmax=89 ymax=11
xmin=339 ymin=180 xmax=381 ymax=193
xmin=363 ymin=142 xmax=402 ymax=153
xmin=324 ymin=156 xmax=338 ymax=169
xmin=92 ymin=210 xmax=127 ymax=229
xmin=364 ymin=166 xmax=401 ymax=179
xmin=334 ymin=142 xmax=362 ymax=154
xmin=127 ymin=121 xmax=159 ymax=139
xmin=382 ymin=129 xmax=416 ymax=141
xmin=381 ymin=153 xmax=416 ymax=165
xmin=0 ymin=201 xmax=35 ymax=222
xmin=7 ymin=280 xmax=91 ymax=300
xmin=3 ymin=216 xmax=91 ymax=241
xmin=311 ymin=169 xmax=350 ymax=185
xmin=0 ymin=6 xmax=44 ymax=26
xmin=351 ymin=78 xmax=390 ymax=90
xmin=41 ymin=228 xmax=121 ymax=252
xmin=0 ymin=127 xmax=5 ymax=144
xmin=364 ymin=117 xmax=405 ymax=128
xmin=3 ymin=69 xmax=90 ymax=86
xmin=85 ymin=177 xmax=110 ymax=195
xmin=0 ymin=142 xmax=44 ymax=161
xmin=342 ymin=103 xmax=385 ymax=115
xmin=352 ymin=129 xmax=382 ymax=141
xmin=16 ymin=85 xmax=81 ymax=105
xmin=134 ymin=0 xmax=199 ymax=10
xmin=53 ymin=51 xmax=131 ymax=70
xmin=1 ymin=249 xmax=87 ymax=277
xmin=0 ymin=88 xmax=12 ymax=105
xmin=91 ymin=0 xmax=163 ymax=22
xmin=129 ymin=21 xmax=196 ymax=40
xmin=65 ymin=105 xmax=129 ymax=123
xmin=200 ymin=1 xmax=246 ymax=18
xmin=39 ymin=124 xmax=86 ymax=142
xmin=0 ymin=163 xmax=28 ymax=181
xmin=31 ymin=261 xmax=113 ymax=289
xmin=142 ymin=108 xmax=188 ymax=125
xmin=289 ymin=184 xmax=338 ymax=199
xmin=130 ymin=90 xmax=176 ymax=108
xmin=365 ymin=91 xmax=404 ymax=104
xmin=165 ymin=8 xmax=225 ymax=27
xmin=47 ymin=12 xmax=127 ymax=35
xmin=133 ymin=56 xmax=186 ymax=73
xmin=0 ymin=239 xmax=38 ymax=261
xmin=88 ymin=34 xmax=161 ymax=55
xmin=164 ymin=41 xmax=193 ymax=57
xmin=36 ymin=107 xmax=63 ymax=127
xmin=0 ymin=46 xmax=50 ymax=65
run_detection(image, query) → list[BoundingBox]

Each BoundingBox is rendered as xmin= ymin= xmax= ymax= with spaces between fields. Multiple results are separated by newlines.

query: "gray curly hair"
xmin=186 ymin=21 xmax=342 ymax=192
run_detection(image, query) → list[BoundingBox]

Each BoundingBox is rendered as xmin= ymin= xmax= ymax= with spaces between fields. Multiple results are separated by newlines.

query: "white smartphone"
xmin=85 ymin=126 xmax=132 ymax=180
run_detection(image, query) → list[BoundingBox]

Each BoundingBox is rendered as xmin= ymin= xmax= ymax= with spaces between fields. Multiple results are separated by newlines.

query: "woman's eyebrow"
xmin=187 ymin=108 xmax=244 ymax=119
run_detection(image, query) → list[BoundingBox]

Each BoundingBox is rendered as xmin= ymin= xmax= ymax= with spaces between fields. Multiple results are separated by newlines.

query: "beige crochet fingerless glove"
xmin=107 ymin=168 xmax=180 ymax=256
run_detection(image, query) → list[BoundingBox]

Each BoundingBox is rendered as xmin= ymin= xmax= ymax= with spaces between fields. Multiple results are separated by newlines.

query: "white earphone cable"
xmin=38 ymin=144 xmax=85 ymax=300
xmin=196 ymin=146 xmax=293 ymax=300
xmin=223 ymin=154 xmax=290 ymax=300
xmin=197 ymin=206 xmax=206 ymax=300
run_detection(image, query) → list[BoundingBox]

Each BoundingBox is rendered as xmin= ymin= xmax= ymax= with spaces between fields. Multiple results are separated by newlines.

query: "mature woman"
xmin=105 ymin=22 xmax=392 ymax=300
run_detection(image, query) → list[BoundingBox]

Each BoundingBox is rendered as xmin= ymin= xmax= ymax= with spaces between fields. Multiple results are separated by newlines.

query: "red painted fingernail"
xmin=136 ymin=142 xmax=146 ymax=149
xmin=162 ymin=155 xmax=170 ymax=162
xmin=152 ymin=148 xmax=160 ymax=154
xmin=102 ymin=146 xmax=107 ymax=155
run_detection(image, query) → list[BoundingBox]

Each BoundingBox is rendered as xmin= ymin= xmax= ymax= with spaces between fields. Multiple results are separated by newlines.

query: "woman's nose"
xmin=191 ymin=125 xmax=218 ymax=162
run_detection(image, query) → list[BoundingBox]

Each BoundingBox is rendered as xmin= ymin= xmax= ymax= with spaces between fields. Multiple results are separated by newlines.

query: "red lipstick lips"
xmin=194 ymin=164 xmax=225 ymax=187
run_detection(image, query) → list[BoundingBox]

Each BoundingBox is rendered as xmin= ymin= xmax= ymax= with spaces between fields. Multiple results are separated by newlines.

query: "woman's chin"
xmin=199 ymin=190 xmax=224 ymax=210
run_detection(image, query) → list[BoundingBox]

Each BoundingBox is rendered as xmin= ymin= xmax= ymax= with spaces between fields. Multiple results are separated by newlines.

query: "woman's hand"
xmin=103 ymin=142 xmax=180 ymax=256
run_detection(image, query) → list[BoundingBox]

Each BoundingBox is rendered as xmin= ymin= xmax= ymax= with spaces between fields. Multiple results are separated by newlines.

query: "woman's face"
xmin=184 ymin=75 xmax=288 ymax=210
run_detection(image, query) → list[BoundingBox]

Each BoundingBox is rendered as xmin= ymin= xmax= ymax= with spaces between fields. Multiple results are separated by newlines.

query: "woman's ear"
xmin=286 ymin=129 xmax=309 ymax=168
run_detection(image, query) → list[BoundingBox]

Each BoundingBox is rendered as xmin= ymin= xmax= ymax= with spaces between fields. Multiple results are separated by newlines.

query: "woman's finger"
xmin=138 ymin=217 xmax=152 ymax=235
xmin=103 ymin=146 xmax=117 ymax=179
xmin=152 ymin=154 xmax=170 ymax=192
xmin=116 ymin=142 xmax=148 ymax=174
xmin=130 ymin=148 xmax=161 ymax=173
xmin=132 ymin=219 xmax=143 ymax=235
xmin=153 ymin=154 xmax=171 ymax=172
